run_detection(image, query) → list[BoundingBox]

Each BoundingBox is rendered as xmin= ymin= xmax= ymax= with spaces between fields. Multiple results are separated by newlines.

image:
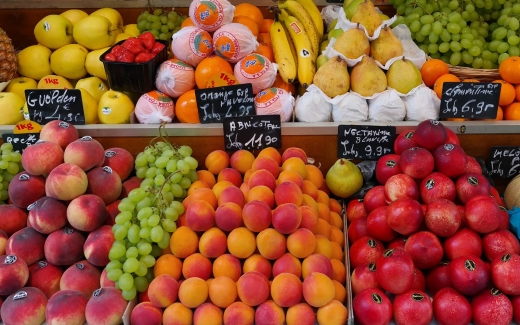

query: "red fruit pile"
xmin=104 ymin=31 xmax=166 ymax=63
xmin=349 ymin=120 xmax=520 ymax=325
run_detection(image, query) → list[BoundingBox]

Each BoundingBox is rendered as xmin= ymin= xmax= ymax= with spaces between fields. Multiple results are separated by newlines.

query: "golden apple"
xmin=50 ymin=44 xmax=89 ymax=80
xmin=76 ymin=76 xmax=108 ymax=102
xmin=60 ymin=9 xmax=88 ymax=26
xmin=113 ymin=33 xmax=132 ymax=45
xmin=37 ymin=75 xmax=73 ymax=89
xmin=85 ymin=47 xmax=109 ymax=80
xmin=17 ymin=45 xmax=53 ymax=80
xmin=123 ymin=24 xmax=140 ymax=37
xmin=98 ymin=90 xmax=134 ymax=124
xmin=34 ymin=14 xmax=74 ymax=49
xmin=5 ymin=77 xmax=38 ymax=102
xmin=0 ymin=92 xmax=25 ymax=125
xmin=78 ymin=88 xmax=99 ymax=124
xmin=73 ymin=15 xmax=116 ymax=50
xmin=90 ymin=8 xmax=124 ymax=35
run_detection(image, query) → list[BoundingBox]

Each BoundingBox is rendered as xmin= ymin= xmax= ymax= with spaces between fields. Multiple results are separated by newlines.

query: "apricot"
xmin=286 ymin=303 xmax=316 ymax=325
xmin=163 ymin=302 xmax=193 ymax=325
xmin=282 ymin=157 xmax=307 ymax=179
xmin=178 ymin=277 xmax=208 ymax=308
xmin=315 ymin=218 xmax=332 ymax=239
xmin=299 ymin=206 xmax=320 ymax=234
xmin=333 ymin=280 xmax=347 ymax=303
xmin=212 ymin=181 xmax=234 ymax=199
xmin=236 ymin=271 xmax=270 ymax=306
xmin=208 ymin=276 xmax=237 ymax=308
xmin=242 ymin=200 xmax=272 ymax=232
xmin=274 ymin=181 xmax=303 ymax=206
xmin=276 ymin=170 xmax=304 ymax=189
xmin=223 ymin=301 xmax=255 ymax=325
xmin=243 ymin=254 xmax=272 ymax=280
xmin=248 ymin=169 xmax=277 ymax=191
xmin=301 ymin=194 xmax=318 ymax=212
xmin=185 ymin=200 xmax=215 ymax=232
xmin=213 ymin=254 xmax=242 ymax=281
xmin=273 ymin=253 xmax=302 ymax=278
xmin=215 ymin=202 xmax=243 ymax=232
xmin=246 ymin=185 xmax=274 ymax=208
xmin=193 ymin=302 xmax=223 ymax=325
xmin=182 ymin=253 xmax=212 ymax=280
xmin=217 ymin=168 xmax=242 ymax=187
xmin=317 ymin=202 xmax=331 ymax=223
xmin=331 ymin=259 xmax=347 ymax=285
xmin=218 ymin=186 xmax=246 ymax=208
xmin=255 ymin=300 xmax=285 ymax=325
xmin=257 ymin=147 xmax=282 ymax=165
xmin=170 ymin=226 xmax=198 ymax=258
xmin=330 ymin=226 xmax=345 ymax=247
xmin=271 ymin=273 xmax=303 ymax=307
xmin=205 ymin=150 xmax=230 ymax=175
xmin=197 ymin=170 xmax=216 ymax=188
xmin=230 ymin=150 xmax=256 ymax=174
xmin=317 ymin=300 xmax=348 ymax=325
xmin=188 ymin=180 xmax=211 ymax=196
xmin=314 ymin=235 xmax=333 ymax=259
xmin=227 ymin=227 xmax=256 ymax=259
xmin=130 ymin=302 xmax=162 ymax=325
xmin=302 ymin=254 xmax=333 ymax=279
xmin=199 ymin=227 xmax=227 ymax=258
xmin=303 ymin=272 xmax=335 ymax=307
xmin=272 ymin=203 xmax=302 ymax=234
xmin=304 ymin=164 xmax=324 ymax=189
xmin=287 ymin=228 xmax=316 ymax=258
xmin=148 ymin=274 xmax=180 ymax=308
xmin=251 ymin=156 xmax=280 ymax=178
xmin=256 ymin=228 xmax=287 ymax=260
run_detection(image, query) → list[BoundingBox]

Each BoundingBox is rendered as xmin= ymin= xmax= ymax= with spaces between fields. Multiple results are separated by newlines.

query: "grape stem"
xmin=151 ymin=170 xmax=181 ymax=214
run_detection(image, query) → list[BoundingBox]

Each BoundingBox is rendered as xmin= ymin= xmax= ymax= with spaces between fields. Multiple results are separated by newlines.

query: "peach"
xmin=299 ymin=205 xmax=319 ymax=233
xmin=194 ymin=302 xmax=223 ymax=325
xmin=272 ymin=203 xmax=302 ymax=234
xmin=333 ymin=280 xmax=347 ymax=303
xmin=223 ymin=301 xmax=255 ymax=325
xmin=153 ymin=254 xmax=182 ymax=280
xmin=0 ymin=204 xmax=27 ymax=236
xmin=255 ymin=300 xmax=285 ymax=325
xmin=252 ymin=156 xmax=280 ymax=178
xmin=163 ymin=302 xmax=193 ymax=325
xmin=39 ymin=120 xmax=79 ymax=149
xmin=27 ymin=196 xmax=67 ymax=234
xmin=45 ymin=163 xmax=88 ymax=201
xmin=317 ymin=202 xmax=331 ymax=223
xmin=63 ymin=136 xmax=105 ymax=171
xmin=273 ymin=253 xmax=302 ymax=278
xmin=0 ymin=229 xmax=6 ymax=255
xmin=258 ymin=147 xmax=282 ymax=165
xmin=85 ymin=287 xmax=128 ymax=325
xmin=274 ymin=181 xmax=303 ymax=206
xmin=170 ymin=226 xmax=199 ymax=258
xmin=218 ymin=167 xmax=243 ymax=187
xmin=271 ymin=273 xmax=303 ymax=307
xmin=100 ymin=268 xmax=115 ymax=287
xmin=0 ymin=254 xmax=29 ymax=296
xmin=286 ymin=303 xmax=316 ymax=325
xmin=6 ymin=227 xmax=46 ymax=265
xmin=287 ymin=228 xmax=316 ymax=259
xmin=46 ymin=289 xmax=88 ymax=325
xmin=60 ymin=260 xmax=102 ymax=298
xmin=148 ymin=274 xmax=180 ymax=308
xmin=178 ymin=277 xmax=209 ymax=308
xmin=302 ymin=254 xmax=334 ymax=279
xmin=230 ymin=150 xmax=255 ymax=174
xmin=205 ymin=150 xmax=230 ymax=175
xmin=314 ymin=235 xmax=333 ymax=259
xmin=301 ymin=194 xmax=318 ymax=212
xmin=83 ymin=225 xmax=115 ymax=267
xmin=236 ymin=271 xmax=270 ymax=306
xmin=317 ymin=300 xmax=348 ymax=325
xmin=330 ymin=226 xmax=345 ymax=247
xmin=182 ymin=253 xmax=212 ymax=280
xmin=67 ymin=194 xmax=106 ymax=232
xmin=281 ymin=147 xmax=308 ymax=164
xmin=277 ymin=170 xmax=304 ymax=188
xmin=8 ymin=172 xmax=46 ymax=209
xmin=86 ymin=166 xmax=122 ymax=205
xmin=213 ymin=254 xmax=242 ymax=281
xmin=246 ymin=185 xmax=275 ymax=208
xmin=0 ymin=287 xmax=47 ymax=325
xmin=257 ymin=228 xmax=287 ymax=260
xmin=211 ymin=181 xmax=234 ymax=200
xmin=315 ymin=218 xmax=332 ymax=238
xmin=242 ymin=200 xmax=272 ymax=232
xmin=130 ymin=301 xmax=162 ymax=325
xmin=119 ymin=176 xmax=141 ymax=199
xmin=227 ymin=227 xmax=256 ymax=259
xmin=199 ymin=227 xmax=227 ymax=258
xmin=102 ymin=147 xmax=134 ymax=181
xmin=215 ymin=202 xmax=243 ymax=232
xmin=303 ymin=272 xmax=335 ymax=307
xmin=248 ymin=169 xmax=277 ymax=191
xmin=331 ymin=259 xmax=347 ymax=285
xmin=185 ymin=199 xmax=215 ymax=231
xmin=218 ymin=185 xmax=246 ymax=207
xmin=209 ymin=276 xmax=237 ymax=308
xmin=21 ymin=140 xmax=64 ymax=176
xmin=44 ymin=227 xmax=86 ymax=266
xmin=243 ymin=254 xmax=272 ymax=280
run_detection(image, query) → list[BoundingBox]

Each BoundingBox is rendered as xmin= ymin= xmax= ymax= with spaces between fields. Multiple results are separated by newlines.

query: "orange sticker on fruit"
xmin=206 ymin=72 xmax=239 ymax=88
xmin=13 ymin=120 xmax=42 ymax=134
xmin=214 ymin=31 xmax=240 ymax=62
xmin=190 ymin=0 xmax=231 ymax=32
xmin=238 ymin=54 xmax=269 ymax=79
xmin=254 ymin=88 xmax=281 ymax=109
xmin=189 ymin=28 xmax=214 ymax=58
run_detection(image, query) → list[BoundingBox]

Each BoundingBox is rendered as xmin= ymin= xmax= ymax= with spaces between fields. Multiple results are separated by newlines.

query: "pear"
xmin=350 ymin=56 xmax=387 ymax=97
xmin=351 ymin=0 xmax=383 ymax=37
xmin=371 ymin=25 xmax=404 ymax=65
xmin=386 ymin=57 xmax=423 ymax=94
xmin=325 ymin=158 xmax=363 ymax=198
xmin=313 ymin=56 xmax=350 ymax=97
xmin=333 ymin=24 xmax=370 ymax=59
xmin=345 ymin=0 xmax=364 ymax=20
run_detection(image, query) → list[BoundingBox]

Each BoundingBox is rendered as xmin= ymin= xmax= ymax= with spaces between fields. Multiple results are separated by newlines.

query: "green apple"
xmin=34 ymin=14 xmax=74 ymax=49
xmin=328 ymin=28 xmax=344 ymax=41
xmin=78 ymin=88 xmax=99 ymax=124
xmin=316 ymin=54 xmax=329 ymax=70
xmin=17 ymin=45 xmax=53 ymax=80
xmin=76 ymin=76 xmax=108 ymax=102
xmin=73 ymin=15 xmax=116 ymax=50
xmin=50 ymin=44 xmax=89 ymax=80
xmin=91 ymin=8 xmax=124 ymax=35
xmin=0 ymin=92 xmax=25 ymax=125
xmin=5 ymin=77 xmax=37 ymax=102
xmin=123 ymin=24 xmax=140 ymax=37
xmin=85 ymin=47 xmax=110 ymax=80
xmin=60 ymin=9 xmax=88 ymax=26
xmin=98 ymin=90 xmax=135 ymax=124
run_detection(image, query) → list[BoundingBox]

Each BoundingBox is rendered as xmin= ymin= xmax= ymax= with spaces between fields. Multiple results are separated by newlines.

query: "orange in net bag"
xmin=171 ymin=26 xmax=214 ymax=67
xmin=135 ymin=90 xmax=175 ymax=124
xmin=155 ymin=59 xmax=196 ymax=98
xmin=189 ymin=0 xmax=235 ymax=32
xmin=213 ymin=23 xmax=259 ymax=63
xmin=254 ymin=87 xmax=295 ymax=122
xmin=234 ymin=53 xmax=277 ymax=94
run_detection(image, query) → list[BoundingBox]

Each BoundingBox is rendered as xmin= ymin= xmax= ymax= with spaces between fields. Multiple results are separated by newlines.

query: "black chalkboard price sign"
xmin=2 ymin=133 xmax=40 ymax=153
xmin=487 ymin=146 xmax=520 ymax=178
xmin=25 ymin=89 xmax=85 ymax=125
xmin=439 ymin=82 xmax=501 ymax=119
xmin=195 ymin=84 xmax=256 ymax=124
xmin=337 ymin=125 xmax=396 ymax=160
xmin=223 ymin=115 xmax=281 ymax=151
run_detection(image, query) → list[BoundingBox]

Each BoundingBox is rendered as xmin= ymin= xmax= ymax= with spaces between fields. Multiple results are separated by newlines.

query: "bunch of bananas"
xmin=269 ymin=0 xmax=324 ymax=88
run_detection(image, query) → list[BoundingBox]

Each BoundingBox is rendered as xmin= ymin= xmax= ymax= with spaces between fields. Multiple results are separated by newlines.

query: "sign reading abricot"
xmin=195 ymin=84 xmax=256 ymax=124
xmin=223 ymin=115 xmax=281 ymax=151
xmin=337 ymin=125 xmax=396 ymax=160
xmin=25 ymin=89 xmax=85 ymax=125
xmin=439 ymin=82 xmax=500 ymax=119
xmin=487 ymin=146 xmax=520 ymax=178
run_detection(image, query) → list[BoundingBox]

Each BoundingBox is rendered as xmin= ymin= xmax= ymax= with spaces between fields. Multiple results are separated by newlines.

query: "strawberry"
xmin=110 ymin=45 xmax=126 ymax=57
xmin=122 ymin=37 xmax=147 ymax=56
xmin=138 ymin=32 xmax=156 ymax=51
xmin=151 ymin=42 xmax=165 ymax=55
xmin=104 ymin=53 xmax=117 ymax=62
xmin=117 ymin=51 xmax=135 ymax=63
xmin=135 ymin=52 xmax=156 ymax=63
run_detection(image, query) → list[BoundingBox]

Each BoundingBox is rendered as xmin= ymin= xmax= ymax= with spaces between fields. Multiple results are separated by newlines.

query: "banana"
xmin=288 ymin=0 xmax=324 ymax=39
xmin=278 ymin=9 xmax=316 ymax=88
xmin=282 ymin=23 xmax=298 ymax=65
xmin=278 ymin=1 xmax=320 ymax=57
xmin=270 ymin=19 xmax=297 ymax=84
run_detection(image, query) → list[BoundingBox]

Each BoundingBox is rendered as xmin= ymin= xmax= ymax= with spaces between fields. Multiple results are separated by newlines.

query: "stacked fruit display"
xmin=128 ymin=147 xmax=350 ymax=324
xmin=347 ymin=120 xmax=520 ymax=325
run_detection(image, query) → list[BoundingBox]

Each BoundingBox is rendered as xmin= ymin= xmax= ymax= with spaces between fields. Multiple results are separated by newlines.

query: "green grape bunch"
xmin=0 ymin=142 xmax=24 ymax=204
xmin=389 ymin=0 xmax=520 ymax=68
xmin=136 ymin=8 xmax=187 ymax=40
xmin=107 ymin=137 xmax=198 ymax=301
